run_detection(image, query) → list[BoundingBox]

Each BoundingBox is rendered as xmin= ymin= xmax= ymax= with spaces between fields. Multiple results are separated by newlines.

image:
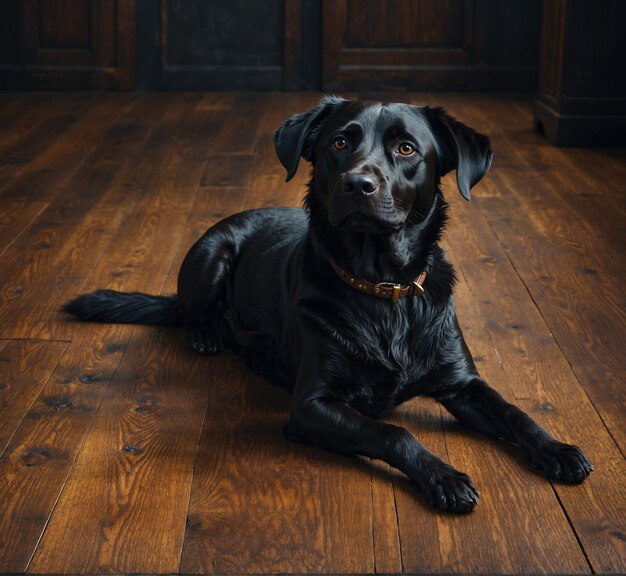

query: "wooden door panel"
xmin=136 ymin=0 xmax=302 ymax=91
xmin=0 ymin=0 xmax=133 ymax=90
xmin=36 ymin=0 xmax=92 ymax=50
xmin=339 ymin=0 xmax=474 ymax=67
xmin=343 ymin=0 xmax=468 ymax=49
xmin=323 ymin=0 xmax=540 ymax=91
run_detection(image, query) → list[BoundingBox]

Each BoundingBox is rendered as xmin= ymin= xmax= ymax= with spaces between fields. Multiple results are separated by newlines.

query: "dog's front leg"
xmin=287 ymin=398 xmax=478 ymax=512
xmin=287 ymin=344 xmax=478 ymax=513
xmin=436 ymin=378 xmax=593 ymax=483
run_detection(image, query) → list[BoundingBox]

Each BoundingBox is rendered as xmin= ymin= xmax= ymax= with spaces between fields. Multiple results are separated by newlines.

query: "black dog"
xmin=65 ymin=97 xmax=592 ymax=513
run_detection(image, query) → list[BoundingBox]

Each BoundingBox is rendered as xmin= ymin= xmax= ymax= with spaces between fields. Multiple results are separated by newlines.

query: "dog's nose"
xmin=343 ymin=173 xmax=379 ymax=196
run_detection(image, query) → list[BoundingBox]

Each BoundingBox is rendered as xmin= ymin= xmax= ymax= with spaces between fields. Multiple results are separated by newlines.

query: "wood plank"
xmin=195 ymin=93 xmax=235 ymax=111
xmin=213 ymin=93 xmax=271 ymax=154
xmin=229 ymin=91 xmax=320 ymax=209
xmin=160 ymin=186 xmax=248 ymax=296
xmin=0 ymin=93 xmax=135 ymax=199
xmin=256 ymin=93 xmax=322 ymax=201
xmin=0 ymin=94 xmax=92 ymax=185
xmin=440 ymin=94 xmax=625 ymax=572
xmin=0 ymin=324 xmax=129 ymax=574
xmin=0 ymin=199 xmax=49 ymax=257
xmin=393 ymin=399 xmax=590 ymax=573
xmin=480 ymin=191 xmax=626 ymax=452
xmin=0 ymin=93 xmax=62 ymax=146
xmin=544 ymin=169 xmax=626 ymax=257
xmin=0 ymin=93 xmax=62 ymax=152
xmin=28 ymin=325 xmax=209 ymax=574
xmin=29 ymin=95 xmax=218 ymax=574
xmin=78 ymin=94 xmax=213 ymax=297
xmin=473 ymin=96 xmax=625 ymax=264
xmin=473 ymin=95 xmax=625 ymax=242
xmin=543 ymin=147 xmax=623 ymax=251
xmin=0 ymin=95 xmax=182 ymax=340
xmin=201 ymin=153 xmax=254 ymax=187
xmin=166 ymin=97 xmax=305 ymax=566
xmin=169 ymin=167 xmax=321 ymax=574
xmin=0 ymin=339 xmax=68 ymax=455
xmin=169 ymin=104 xmax=319 ymax=570
xmin=0 ymin=93 xmax=30 ymax=121
xmin=371 ymin=463 xmax=402 ymax=574
xmin=180 ymin=352 xmax=373 ymax=574
xmin=385 ymin=396 xmax=453 ymax=572
xmin=444 ymin=188 xmax=626 ymax=574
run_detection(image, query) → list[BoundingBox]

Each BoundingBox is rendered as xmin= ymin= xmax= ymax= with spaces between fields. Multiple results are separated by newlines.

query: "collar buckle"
xmin=375 ymin=282 xmax=402 ymax=303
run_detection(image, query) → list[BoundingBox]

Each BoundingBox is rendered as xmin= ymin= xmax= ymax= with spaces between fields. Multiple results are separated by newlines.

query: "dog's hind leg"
xmin=177 ymin=226 xmax=237 ymax=355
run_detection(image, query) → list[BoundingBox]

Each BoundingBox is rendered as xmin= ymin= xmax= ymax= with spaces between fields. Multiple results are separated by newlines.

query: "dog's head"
xmin=274 ymin=96 xmax=492 ymax=234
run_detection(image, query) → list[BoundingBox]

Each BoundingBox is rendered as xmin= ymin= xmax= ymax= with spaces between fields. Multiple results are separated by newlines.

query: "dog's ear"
xmin=423 ymin=106 xmax=493 ymax=201
xmin=274 ymin=96 xmax=348 ymax=181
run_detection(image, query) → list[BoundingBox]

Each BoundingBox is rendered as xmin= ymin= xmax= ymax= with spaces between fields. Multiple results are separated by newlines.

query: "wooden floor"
xmin=0 ymin=92 xmax=624 ymax=575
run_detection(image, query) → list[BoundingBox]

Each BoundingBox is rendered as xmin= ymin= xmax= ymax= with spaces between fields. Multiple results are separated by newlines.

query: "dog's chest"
xmin=332 ymin=299 xmax=446 ymax=413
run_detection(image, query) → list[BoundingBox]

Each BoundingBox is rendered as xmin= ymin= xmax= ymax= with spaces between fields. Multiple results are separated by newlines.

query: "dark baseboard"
xmin=533 ymin=100 xmax=626 ymax=147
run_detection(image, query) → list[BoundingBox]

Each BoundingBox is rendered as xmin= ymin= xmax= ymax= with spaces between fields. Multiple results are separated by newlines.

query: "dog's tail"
xmin=63 ymin=290 xmax=183 ymax=327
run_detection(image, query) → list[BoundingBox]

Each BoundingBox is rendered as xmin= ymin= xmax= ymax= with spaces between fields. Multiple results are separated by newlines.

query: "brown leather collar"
xmin=330 ymin=259 xmax=427 ymax=303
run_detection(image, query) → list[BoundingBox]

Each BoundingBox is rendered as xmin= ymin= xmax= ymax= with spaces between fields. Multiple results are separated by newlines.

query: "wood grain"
xmin=195 ymin=93 xmax=235 ymax=111
xmin=481 ymin=192 xmax=625 ymax=450
xmin=0 ymin=93 xmax=91 ymax=185
xmin=160 ymin=186 xmax=248 ymax=296
xmin=77 ymin=94 xmax=210 ymax=297
xmin=29 ymin=94 xmax=220 ymax=574
xmin=0 ymin=93 xmax=135 ymax=198
xmin=0 ymin=324 xmax=129 ymax=573
xmin=180 ymin=353 xmax=374 ymax=574
xmin=371 ymin=463 xmax=402 ymax=574
xmin=0 ymin=339 xmax=68 ymax=455
xmin=201 ymin=154 xmax=255 ymax=187
xmin=444 ymin=188 xmax=625 ymax=574
xmin=212 ymin=93 xmax=271 ymax=155
xmin=0 ymin=95 xmax=181 ymax=340
xmin=0 ymin=199 xmax=49 ymax=257
xmin=28 ymin=325 xmax=209 ymax=574
xmin=0 ymin=93 xmax=64 ymax=154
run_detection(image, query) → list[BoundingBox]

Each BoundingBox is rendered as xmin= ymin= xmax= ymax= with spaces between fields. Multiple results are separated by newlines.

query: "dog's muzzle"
xmin=328 ymin=172 xmax=405 ymax=232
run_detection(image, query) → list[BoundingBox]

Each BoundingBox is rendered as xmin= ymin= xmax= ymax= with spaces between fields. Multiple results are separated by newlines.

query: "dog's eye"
xmin=333 ymin=137 xmax=347 ymax=150
xmin=398 ymin=143 xmax=416 ymax=156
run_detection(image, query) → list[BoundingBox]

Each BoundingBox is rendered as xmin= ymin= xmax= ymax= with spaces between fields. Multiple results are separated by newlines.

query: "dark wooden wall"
xmin=322 ymin=0 xmax=541 ymax=91
xmin=1 ymin=0 xmax=541 ymax=91
xmin=139 ymin=0 xmax=540 ymax=91
xmin=0 ymin=0 xmax=134 ymax=89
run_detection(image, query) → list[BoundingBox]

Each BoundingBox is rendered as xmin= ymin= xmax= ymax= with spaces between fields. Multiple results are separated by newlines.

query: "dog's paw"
xmin=417 ymin=458 xmax=479 ymax=514
xmin=530 ymin=440 xmax=593 ymax=484
xmin=186 ymin=328 xmax=223 ymax=356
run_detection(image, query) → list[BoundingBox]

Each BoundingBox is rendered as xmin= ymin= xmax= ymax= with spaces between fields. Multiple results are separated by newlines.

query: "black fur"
xmin=64 ymin=290 xmax=182 ymax=326
xmin=64 ymin=97 xmax=592 ymax=513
